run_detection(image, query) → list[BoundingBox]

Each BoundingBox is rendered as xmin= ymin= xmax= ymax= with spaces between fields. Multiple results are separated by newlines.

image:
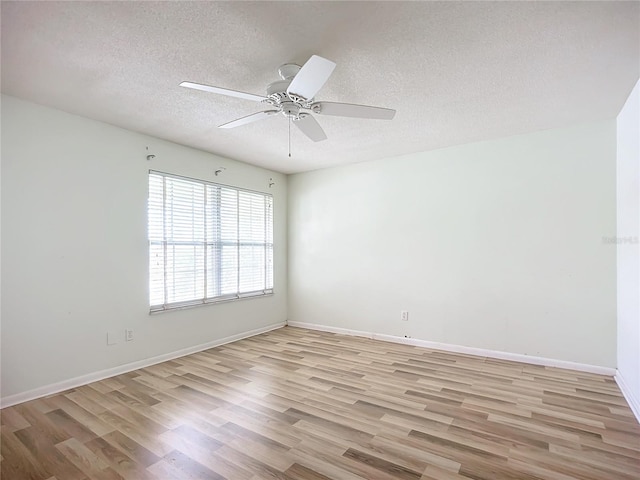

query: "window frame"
xmin=148 ymin=170 xmax=274 ymax=313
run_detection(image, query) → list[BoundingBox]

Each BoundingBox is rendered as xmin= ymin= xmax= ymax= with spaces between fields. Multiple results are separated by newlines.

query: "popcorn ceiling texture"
xmin=1 ymin=1 xmax=638 ymax=174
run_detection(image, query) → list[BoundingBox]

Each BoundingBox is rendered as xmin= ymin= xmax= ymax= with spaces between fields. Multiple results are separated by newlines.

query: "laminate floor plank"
xmin=100 ymin=430 xmax=161 ymax=468
xmin=83 ymin=436 xmax=157 ymax=480
xmin=2 ymin=326 xmax=639 ymax=479
xmin=13 ymin=425 xmax=88 ymax=480
xmin=1 ymin=428 xmax=57 ymax=480
xmin=55 ymin=437 xmax=124 ymax=480
xmin=1 ymin=407 xmax=31 ymax=432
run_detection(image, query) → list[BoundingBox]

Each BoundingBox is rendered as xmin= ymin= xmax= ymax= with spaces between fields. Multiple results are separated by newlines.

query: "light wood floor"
xmin=1 ymin=326 xmax=639 ymax=480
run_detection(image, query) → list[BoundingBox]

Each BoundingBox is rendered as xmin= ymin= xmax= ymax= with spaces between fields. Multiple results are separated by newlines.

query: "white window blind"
xmin=148 ymin=171 xmax=273 ymax=312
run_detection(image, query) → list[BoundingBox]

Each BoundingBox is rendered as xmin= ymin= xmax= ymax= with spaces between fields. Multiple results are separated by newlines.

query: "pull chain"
xmin=288 ymin=117 xmax=291 ymax=158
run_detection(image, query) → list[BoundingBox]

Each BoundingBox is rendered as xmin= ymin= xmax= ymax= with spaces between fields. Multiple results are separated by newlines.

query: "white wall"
xmin=616 ymin=79 xmax=640 ymax=417
xmin=289 ymin=120 xmax=617 ymax=367
xmin=0 ymin=92 xmax=623 ymax=404
xmin=1 ymin=95 xmax=287 ymax=401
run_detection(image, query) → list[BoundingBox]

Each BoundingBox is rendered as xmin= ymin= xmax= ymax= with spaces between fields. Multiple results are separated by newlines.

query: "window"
xmin=148 ymin=171 xmax=273 ymax=312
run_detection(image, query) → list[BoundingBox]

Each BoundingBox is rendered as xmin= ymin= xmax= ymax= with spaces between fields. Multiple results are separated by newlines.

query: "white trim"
xmin=615 ymin=371 xmax=640 ymax=424
xmin=0 ymin=322 xmax=285 ymax=408
xmin=287 ymin=321 xmax=616 ymax=376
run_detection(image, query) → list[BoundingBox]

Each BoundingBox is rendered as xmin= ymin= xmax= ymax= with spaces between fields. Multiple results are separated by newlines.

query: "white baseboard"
xmin=615 ymin=371 xmax=640 ymax=424
xmin=0 ymin=322 xmax=285 ymax=409
xmin=287 ymin=321 xmax=616 ymax=377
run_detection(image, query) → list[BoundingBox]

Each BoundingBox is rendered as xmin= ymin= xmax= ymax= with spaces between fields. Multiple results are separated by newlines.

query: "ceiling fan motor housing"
xmin=281 ymin=102 xmax=301 ymax=118
xmin=266 ymin=71 xmax=313 ymax=119
xmin=266 ymin=79 xmax=291 ymax=100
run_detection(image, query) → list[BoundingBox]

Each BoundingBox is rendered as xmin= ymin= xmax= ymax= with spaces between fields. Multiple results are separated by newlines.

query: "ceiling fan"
xmin=180 ymin=55 xmax=396 ymax=142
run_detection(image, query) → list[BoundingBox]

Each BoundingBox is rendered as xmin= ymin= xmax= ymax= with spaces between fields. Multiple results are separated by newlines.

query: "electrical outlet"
xmin=401 ymin=311 xmax=409 ymax=321
xmin=125 ymin=329 xmax=134 ymax=342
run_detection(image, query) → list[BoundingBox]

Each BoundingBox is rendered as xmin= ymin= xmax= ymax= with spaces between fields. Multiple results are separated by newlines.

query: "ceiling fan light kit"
xmin=180 ymin=54 xmax=396 ymax=144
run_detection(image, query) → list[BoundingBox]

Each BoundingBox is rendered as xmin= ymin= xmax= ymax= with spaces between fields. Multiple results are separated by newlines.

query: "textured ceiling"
xmin=2 ymin=1 xmax=639 ymax=174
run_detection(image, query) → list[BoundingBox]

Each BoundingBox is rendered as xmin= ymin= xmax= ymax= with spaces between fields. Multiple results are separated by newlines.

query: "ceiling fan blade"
xmin=218 ymin=110 xmax=279 ymax=129
xmin=293 ymin=114 xmax=327 ymax=142
xmin=287 ymin=55 xmax=336 ymax=101
xmin=180 ymin=81 xmax=266 ymax=102
xmin=312 ymin=101 xmax=396 ymax=120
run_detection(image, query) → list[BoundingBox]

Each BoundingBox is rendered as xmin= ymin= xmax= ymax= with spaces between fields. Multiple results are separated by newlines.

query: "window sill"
xmin=149 ymin=291 xmax=274 ymax=315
